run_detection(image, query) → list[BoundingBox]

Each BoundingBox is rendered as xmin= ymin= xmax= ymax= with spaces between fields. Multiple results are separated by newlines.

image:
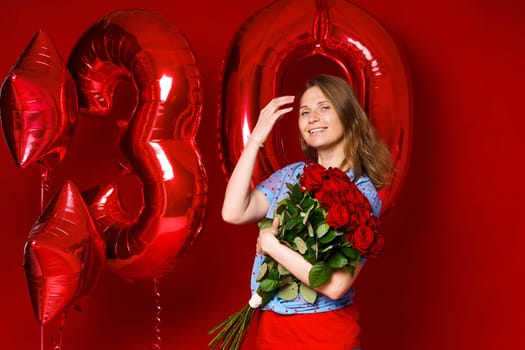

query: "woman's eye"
xmin=321 ymin=105 xmax=330 ymax=110
xmin=300 ymin=110 xmax=310 ymax=116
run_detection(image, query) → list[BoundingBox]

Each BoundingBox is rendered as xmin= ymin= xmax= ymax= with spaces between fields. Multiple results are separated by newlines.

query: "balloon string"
xmin=40 ymin=164 xmax=50 ymax=212
xmin=152 ymin=277 xmax=162 ymax=350
xmin=59 ymin=310 xmax=68 ymax=348
xmin=51 ymin=310 xmax=68 ymax=350
xmin=41 ymin=325 xmax=44 ymax=350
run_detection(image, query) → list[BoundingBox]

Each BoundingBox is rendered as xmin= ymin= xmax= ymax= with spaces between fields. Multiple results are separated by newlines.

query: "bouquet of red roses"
xmin=208 ymin=163 xmax=384 ymax=349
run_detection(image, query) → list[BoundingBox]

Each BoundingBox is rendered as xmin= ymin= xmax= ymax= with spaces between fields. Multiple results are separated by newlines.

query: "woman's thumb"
xmin=272 ymin=216 xmax=280 ymax=228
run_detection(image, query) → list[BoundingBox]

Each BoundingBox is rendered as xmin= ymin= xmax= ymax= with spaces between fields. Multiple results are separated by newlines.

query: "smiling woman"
xmin=211 ymin=74 xmax=393 ymax=350
xmin=2 ymin=0 xmax=520 ymax=349
xmin=299 ymin=76 xmax=393 ymax=190
xmin=299 ymin=86 xmax=347 ymax=165
xmin=217 ymin=0 xmax=412 ymax=217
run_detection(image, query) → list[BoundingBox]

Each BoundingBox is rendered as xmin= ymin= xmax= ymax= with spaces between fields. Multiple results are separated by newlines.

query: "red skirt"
xmin=255 ymin=305 xmax=361 ymax=350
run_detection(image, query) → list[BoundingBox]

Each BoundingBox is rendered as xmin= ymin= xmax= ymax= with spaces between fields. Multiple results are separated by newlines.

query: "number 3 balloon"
xmin=217 ymin=0 xmax=412 ymax=215
xmin=67 ymin=9 xmax=207 ymax=281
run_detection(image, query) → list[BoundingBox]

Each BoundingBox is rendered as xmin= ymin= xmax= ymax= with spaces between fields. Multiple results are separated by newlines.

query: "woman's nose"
xmin=308 ymin=111 xmax=320 ymax=123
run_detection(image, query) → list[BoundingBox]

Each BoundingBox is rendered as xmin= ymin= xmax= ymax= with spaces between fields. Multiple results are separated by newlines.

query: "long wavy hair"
xmin=300 ymin=75 xmax=393 ymax=189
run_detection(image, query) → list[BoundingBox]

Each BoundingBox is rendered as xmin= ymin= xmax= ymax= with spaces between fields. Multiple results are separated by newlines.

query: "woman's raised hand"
xmin=250 ymin=96 xmax=295 ymax=146
xmin=221 ymin=97 xmax=294 ymax=224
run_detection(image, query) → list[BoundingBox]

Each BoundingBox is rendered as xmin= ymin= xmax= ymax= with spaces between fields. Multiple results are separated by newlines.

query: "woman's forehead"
xmin=300 ymin=86 xmax=329 ymax=107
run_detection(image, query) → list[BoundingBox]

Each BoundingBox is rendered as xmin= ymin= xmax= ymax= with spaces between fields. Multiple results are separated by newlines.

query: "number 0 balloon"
xmin=217 ymin=0 xmax=412 ymax=214
xmin=67 ymin=9 xmax=207 ymax=280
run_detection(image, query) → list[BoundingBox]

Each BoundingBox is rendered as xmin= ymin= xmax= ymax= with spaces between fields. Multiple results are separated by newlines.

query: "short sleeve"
xmin=355 ymin=176 xmax=382 ymax=217
xmin=255 ymin=162 xmax=305 ymax=218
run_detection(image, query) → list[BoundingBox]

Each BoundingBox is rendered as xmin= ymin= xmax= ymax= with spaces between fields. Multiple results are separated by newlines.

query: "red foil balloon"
xmin=217 ymin=0 xmax=412 ymax=215
xmin=24 ymin=180 xmax=105 ymax=324
xmin=0 ymin=30 xmax=77 ymax=172
xmin=67 ymin=9 xmax=207 ymax=280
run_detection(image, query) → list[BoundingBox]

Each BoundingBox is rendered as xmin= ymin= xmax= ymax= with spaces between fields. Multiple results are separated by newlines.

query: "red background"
xmin=1 ymin=0 xmax=524 ymax=349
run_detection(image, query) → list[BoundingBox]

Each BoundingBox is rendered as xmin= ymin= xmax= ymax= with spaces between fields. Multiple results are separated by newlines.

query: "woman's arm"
xmin=257 ymin=218 xmax=362 ymax=300
xmin=221 ymin=96 xmax=295 ymax=225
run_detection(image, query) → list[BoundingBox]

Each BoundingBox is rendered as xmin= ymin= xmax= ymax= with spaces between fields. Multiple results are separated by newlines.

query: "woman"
xmin=221 ymin=75 xmax=392 ymax=349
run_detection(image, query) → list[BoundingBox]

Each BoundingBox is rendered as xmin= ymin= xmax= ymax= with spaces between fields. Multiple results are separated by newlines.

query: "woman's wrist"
xmin=247 ymin=136 xmax=264 ymax=148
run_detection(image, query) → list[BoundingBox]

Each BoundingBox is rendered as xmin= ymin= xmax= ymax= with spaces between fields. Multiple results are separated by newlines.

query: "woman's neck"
xmin=316 ymin=152 xmax=350 ymax=171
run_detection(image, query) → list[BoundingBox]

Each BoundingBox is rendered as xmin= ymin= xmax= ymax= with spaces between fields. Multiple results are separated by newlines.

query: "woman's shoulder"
xmin=257 ymin=162 xmax=306 ymax=188
xmin=353 ymin=173 xmax=382 ymax=217
xmin=354 ymin=172 xmax=374 ymax=188
xmin=271 ymin=161 xmax=306 ymax=177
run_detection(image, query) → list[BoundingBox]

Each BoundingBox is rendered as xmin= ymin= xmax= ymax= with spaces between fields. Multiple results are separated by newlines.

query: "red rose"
xmin=315 ymin=184 xmax=341 ymax=208
xmin=325 ymin=166 xmax=350 ymax=181
xmin=368 ymin=215 xmax=380 ymax=231
xmin=351 ymin=225 xmax=375 ymax=254
xmin=347 ymin=208 xmax=370 ymax=231
xmin=326 ymin=203 xmax=350 ymax=230
xmin=300 ymin=163 xmax=325 ymax=192
xmin=367 ymin=233 xmax=384 ymax=258
xmin=342 ymin=184 xmax=368 ymax=207
xmin=315 ymin=174 xmax=352 ymax=208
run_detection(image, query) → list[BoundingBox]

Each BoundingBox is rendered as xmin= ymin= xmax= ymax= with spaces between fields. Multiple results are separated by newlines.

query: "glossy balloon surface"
xmin=217 ymin=0 xmax=412 ymax=214
xmin=68 ymin=9 xmax=207 ymax=280
xmin=0 ymin=30 xmax=77 ymax=171
xmin=23 ymin=180 xmax=104 ymax=324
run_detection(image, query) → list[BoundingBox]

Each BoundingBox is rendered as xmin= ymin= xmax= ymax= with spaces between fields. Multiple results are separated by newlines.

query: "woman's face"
xmin=298 ymin=86 xmax=345 ymax=154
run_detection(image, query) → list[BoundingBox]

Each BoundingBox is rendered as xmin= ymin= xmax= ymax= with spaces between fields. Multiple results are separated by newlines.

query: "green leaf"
xmin=301 ymin=202 xmax=315 ymax=225
xmin=341 ymin=247 xmax=360 ymax=262
xmin=260 ymin=278 xmax=279 ymax=292
xmin=300 ymin=283 xmax=318 ymax=304
xmin=285 ymin=216 xmax=303 ymax=231
xmin=348 ymin=264 xmax=356 ymax=276
xmin=316 ymin=223 xmax=330 ymax=237
xmin=291 ymin=184 xmax=303 ymax=201
xmin=306 ymin=236 xmax=315 ymax=246
xmin=257 ymin=218 xmax=273 ymax=230
xmin=277 ymin=263 xmax=290 ymax=276
xmin=277 ymin=282 xmax=299 ymax=300
xmin=267 ymin=268 xmax=280 ymax=280
xmin=320 ymin=244 xmax=334 ymax=253
xmin=306 ymin=222 xmax=314 ymax=237
xmin=319 ymin=229 xmax=337 ymax=244
xmin=303 ymin=250 xmax=316 ymax=264
xmin=328 ymin=251 xmax=349 ymax=269
xmin=301 ymin=196 xmax=316 ymax=211
xmin=311 ymin=242 xmax=319 ymax=260
xmin=266 ymin=259 xmax=276 ymax=270
xmin=276 ymin=202 xmax=286 ymax=214
xmin=308 ymin=262 xmax=332 ymax=288
xmin=294 ymin=237 xmax=307 ymax=254
xmin=261 ymin=291 xmax=274 ymax=306
xmin=256 ymin=262 xmax=268 ymax=282
xmin=277 ymin=212 xmax=287 ymax=237
xmin=286 ymin=201 xmax=297 ymax=215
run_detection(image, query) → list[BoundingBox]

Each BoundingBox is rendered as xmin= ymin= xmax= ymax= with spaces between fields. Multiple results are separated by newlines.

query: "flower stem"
xmin=208 ymin=304 xmax=257 ymax=350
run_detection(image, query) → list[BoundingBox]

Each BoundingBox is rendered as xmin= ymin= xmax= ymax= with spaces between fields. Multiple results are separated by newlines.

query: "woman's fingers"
xmin=252 ymin=96 xmax=295 ymax=142
xmin=257 ymin=218 xmax=280 ymax=254
xmin=262 ymin=96 xmax=294 ymax=116
xmin=272 ymin=217 xmax=280 ymax=233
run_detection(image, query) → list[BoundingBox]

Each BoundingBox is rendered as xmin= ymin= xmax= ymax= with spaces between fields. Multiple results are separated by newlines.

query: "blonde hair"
xmin=300 ymin=75 xmax=393 ymax=189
